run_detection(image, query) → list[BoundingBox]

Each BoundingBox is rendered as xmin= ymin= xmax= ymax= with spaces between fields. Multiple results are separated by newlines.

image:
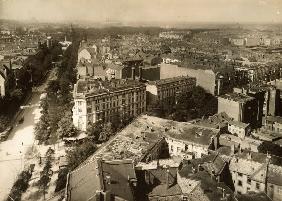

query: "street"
xmin=0 ymin=92 xmax=41 ymax=200
xmin=0 ymin=69 xmax=56 ymax=201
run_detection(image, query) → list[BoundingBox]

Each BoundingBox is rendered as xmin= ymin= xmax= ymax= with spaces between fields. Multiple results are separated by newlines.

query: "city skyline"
xmin=0 ymin=0 xmax=282 ymax=24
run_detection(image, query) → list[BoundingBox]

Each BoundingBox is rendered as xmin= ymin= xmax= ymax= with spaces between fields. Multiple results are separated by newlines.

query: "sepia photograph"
xmin=0 ymin=0 xmax=282 ymax=200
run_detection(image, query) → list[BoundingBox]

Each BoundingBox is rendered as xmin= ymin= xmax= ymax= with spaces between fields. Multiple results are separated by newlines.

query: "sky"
xmin=0 ymin=0 xmax=282 ymax=23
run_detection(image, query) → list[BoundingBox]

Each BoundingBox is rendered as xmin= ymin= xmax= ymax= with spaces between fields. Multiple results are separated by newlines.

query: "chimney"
xmin=197 ymin=164 xmax=201 ymax=172
xmin=222 ymin=188 xmax=226 ymax=198
xmin=247 ymin=152 xmax=252 ymax=160
xmin=139 ymin=66 xmax=142 ymax=80
xmin=131 ymin=66 xmax=135 ymax=80
xmin=231 ymin=144 xmax=235 ymax=154
xmin=9 ymin=59 xmax=12 ymax=70
xmin=103 ymin=190 xmax=111 ymax=201
xmin=105 ymin=175 xmax=111 ymax=185
xmin=166 ymin=169 xmax=170 ymax=189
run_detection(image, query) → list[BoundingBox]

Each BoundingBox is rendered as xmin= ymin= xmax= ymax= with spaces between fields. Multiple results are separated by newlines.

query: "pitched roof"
xmin=67 ymin=160 xmax=101 ymax=201
xmin=236 ymin=192 xmax=272 ymax=201
xmin=99 ymin=159 xmax=136 ymax=201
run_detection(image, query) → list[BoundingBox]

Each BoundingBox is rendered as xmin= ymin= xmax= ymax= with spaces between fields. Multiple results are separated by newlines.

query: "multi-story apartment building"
xmin=218 ymin=92 xmax=259 ymax=128
xmin=72 ymin=79 xmax=146 ymax=131
xmin=146 ymin=76 xmax=196 ymax=107
xmin=229 ymin=151 xmax=282 ymax=201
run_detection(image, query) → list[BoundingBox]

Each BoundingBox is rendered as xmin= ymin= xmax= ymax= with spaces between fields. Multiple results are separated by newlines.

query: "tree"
xmin=34 ymin=114 xmax=50 ymax=144
xmin=10 ymin=89 xmax=24 ymax=101
xmin=99 ymin=122 xmax=113 ymax=142
xmin=87 ymin=121 xmax=103 ymax=141
xmin=37 ymin=148 xmax=54 ymax=200
xmin=67 ymin=141 xmax=97 ymax=170
xmin=46 ymin=80 xmax=60 ymax=94
xmin=57 ymin=111 xmax=78 ymax=139
xmin=0 ymin=115 xmax=10 ymax=132
xmin=6 ymin=169 xmax=32 ymax=201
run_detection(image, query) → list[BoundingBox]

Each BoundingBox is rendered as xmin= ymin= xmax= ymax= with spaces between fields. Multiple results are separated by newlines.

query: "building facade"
xmin=146 ymin=76 xmax=196 ymax=108
xmin=72 ymin=79 xmax=146 ymax=131
xmin=218 ymin=93 xmax=259 ymax=128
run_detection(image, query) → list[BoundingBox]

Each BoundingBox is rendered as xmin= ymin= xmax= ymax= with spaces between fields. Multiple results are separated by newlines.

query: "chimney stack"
xmin=231 ymin=144 xmax=235 ymax=155
xmin=247 ymin=152 xmax=252 ymax=160
xmin=166 ymin=169 xmax=170 ymax=189
xmin=131 ymin=67 xmax=135 ymax=80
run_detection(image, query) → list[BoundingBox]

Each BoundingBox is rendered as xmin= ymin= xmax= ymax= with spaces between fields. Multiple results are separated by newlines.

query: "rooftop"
xmin=219 ymin=92 xmax=255 ymax=103
xmin=67 ymin=159 xmax=136 ymax=201
xmin=67 ymin=160 xmax=100 ymax=201
xmin=74 ymin=78 xmax=145 ymax=98
xmin=178 ymin=170 xmax=235 ymax=201
xmin=147 ymin=75 xmax=195 ymax=86
xmin=236 ymin=192 xmax=272 ymax=201
xmin=192 ymin=112 xmax=231 ymax=129
xmin=265 ymin=115 xmax=282 ymax=124
xmin=228 ymin=120 xmax=250 ymax=128
xmin=165 ymin=123 xmax=219 ymax=147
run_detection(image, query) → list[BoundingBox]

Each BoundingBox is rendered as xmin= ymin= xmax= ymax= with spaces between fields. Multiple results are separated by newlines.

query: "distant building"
xmin=59 ymin=36 xmax=72 ymax=51
xmin=159 ymin=31 xmax=187 ymax=40
xmin=218 ymin=93 xmax=259 ymax=128
xmin=165 ymin=124 xmax=220 ymax=159
xmin=146 ymin=76 xmax=196 ymax=108
xmin=264 ymin=116 xmax=282 ymax=133
xmin=228 ymin=120 xmax=251 ymax=139
xmin=77 ymin=47 xmax=97 ymax=63
xmin=245 ymin=38 xmax=260 ymax=47
xmin=72 ymin=79 xmax=146 ymax=131
xmin=46 ymin=36 xmax=52 ymax=48
xmin=228 ymin=151 xmax=282 ymax=201
xmin=160 ymin=63 xmax=237 ymax=96
xmin=230 ymin=38 xmax=245 ymax=46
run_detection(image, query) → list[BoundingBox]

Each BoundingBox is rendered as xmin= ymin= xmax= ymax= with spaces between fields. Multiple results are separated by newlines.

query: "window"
xmin=238 ymin=172 xmax=243 ymax=177
xmin=278 ymin=187 xmax=282 ymax=194
xmin=247 ymin=178 xmax=251 ymax=184
xmin=238 ymin=180 xmax=242 ymax=186
xmin=182 ymin=196 xmax=188 ymax=201
xmin=256 ymin=183 xmax=260 ymax=190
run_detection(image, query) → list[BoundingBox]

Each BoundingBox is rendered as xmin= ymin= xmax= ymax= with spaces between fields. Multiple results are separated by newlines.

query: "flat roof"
xmin=74 ymin=78 xmax=145 ymax=97
xmin=219 ymin=92 xmax=255 ymax=102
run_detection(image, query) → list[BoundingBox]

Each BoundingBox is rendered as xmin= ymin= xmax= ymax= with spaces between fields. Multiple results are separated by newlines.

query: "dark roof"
xmin=67 ymin=160 xmax=101 ymax=201
xmin=186 ymin=171 xmax=234 ymax=201
xmin=219 ymin=92 xmax=255 ymax=102
xmin=266 ymin=116 xmax=282 ymax=124
xmin=74 ymin=78 xmax=145 ymax=97
xmin=99 ymin=159 xmax=136 ymax=201
xmin=166 ymin=124 xmax=219 ymax=147
xmin=236 ymin=192 xmax=272 ymax=201
xmin=149 ymin=183 xmax=182 ymax=197
xmin=179 ymin=153 xmax=226 ymax=177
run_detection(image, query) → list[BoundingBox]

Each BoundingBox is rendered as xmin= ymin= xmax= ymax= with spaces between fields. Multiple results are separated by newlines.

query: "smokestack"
xmin=166 ymin=169 xmax=170 ymax=189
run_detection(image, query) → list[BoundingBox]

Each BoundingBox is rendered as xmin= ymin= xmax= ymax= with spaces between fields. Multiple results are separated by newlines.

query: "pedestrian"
xmin=22 ymin=142 xmax=23 ymax=146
